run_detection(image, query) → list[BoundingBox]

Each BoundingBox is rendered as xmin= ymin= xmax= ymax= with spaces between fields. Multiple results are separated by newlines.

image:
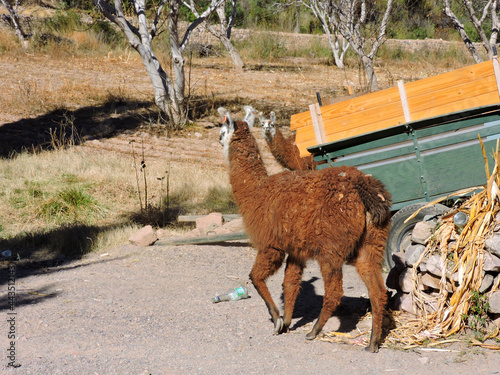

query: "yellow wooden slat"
xmin=291 ymin=60 xmax=500 ymax=157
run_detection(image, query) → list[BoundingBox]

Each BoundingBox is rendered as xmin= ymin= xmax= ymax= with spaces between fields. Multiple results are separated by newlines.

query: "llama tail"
xmin=354 ymin=175 xmax=392 ymax=227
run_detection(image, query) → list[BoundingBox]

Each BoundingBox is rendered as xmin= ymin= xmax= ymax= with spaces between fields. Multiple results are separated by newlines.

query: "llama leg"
xmin=249 ymin=247 xmax=286 ymax=334
xmin=281 ymin=256 xmax=305 ymax=332
xmin=306 ymin=263 xmax=343 ymax=340
xmin=354 ymin=232 xmax=388 ymax=352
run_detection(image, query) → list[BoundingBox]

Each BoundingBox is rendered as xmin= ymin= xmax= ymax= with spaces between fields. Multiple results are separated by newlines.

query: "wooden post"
xmin=309 ymin=103 xmax=327 ymax=145
xmin=398 ymin=80 xmax=412 ymax=123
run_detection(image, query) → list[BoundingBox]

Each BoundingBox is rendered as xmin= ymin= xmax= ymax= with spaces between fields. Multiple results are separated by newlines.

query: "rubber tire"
xmin=384 ymin=203 xmax=448 ymax=269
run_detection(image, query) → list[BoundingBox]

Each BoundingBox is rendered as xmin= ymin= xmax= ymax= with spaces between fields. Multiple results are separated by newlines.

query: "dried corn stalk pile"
xmin=401 ymin=141 xmax=500 ymax=347
xmin=321 ymin=140 xmax=500 ymax=350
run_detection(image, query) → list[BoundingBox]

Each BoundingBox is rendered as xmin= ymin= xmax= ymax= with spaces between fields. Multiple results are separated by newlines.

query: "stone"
xmin=196 ymin=212 xmax=223 ymax=234
xmin=399 ymin=268 xmax=423 ymax=293
xmin=213 ymin=217 xmax=245 ymax=234
xmin=483 ymin=251 xmax=500 ymax=272
xmin=479 ymin=273 xmax=495 ymax=293
xmin=425 ymin=254 xmax=444 ymax=277
xmin=421 ymin=272 xmax=441 ymax=290
xmin=389 ymin=291 xmax=407 ymax=310
xmin=405 ymin=244 xmax=426 ymax=267
xmin=129 ymin=225 xmax=158 ymax=246
xmin=156 ymin=228 xmax=170 ymax=239
xmin=485 ymin=234 xmax=500 ymax=257
xmin=386 ymin=265 xmax=404 ymax=291
xmin=392 ymin=253 xmax=406 ymax=269
xmin=401 ymin=293 xmax=416 ymax=315
xmin=411 ymin=221 xmax=433 ymax=245
xmin=488 ymin=291 xmax=500 ymax=314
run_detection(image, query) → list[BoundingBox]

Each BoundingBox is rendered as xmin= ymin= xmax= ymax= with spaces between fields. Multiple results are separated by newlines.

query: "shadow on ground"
xmin=0 ymin=99 xmax=154 ymax=158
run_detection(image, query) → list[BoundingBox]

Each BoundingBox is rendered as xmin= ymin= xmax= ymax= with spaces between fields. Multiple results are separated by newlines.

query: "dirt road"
xmin=2 ymin=242 xmax=499 ymax=374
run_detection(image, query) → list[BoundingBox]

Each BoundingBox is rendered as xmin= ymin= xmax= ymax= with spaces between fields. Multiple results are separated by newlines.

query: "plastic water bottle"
xmin=211 ymin=285 xmax=249 ymax=303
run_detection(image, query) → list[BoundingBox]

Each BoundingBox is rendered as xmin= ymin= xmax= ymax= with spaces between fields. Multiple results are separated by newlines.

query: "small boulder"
xmin=129 ymin=225 xmax=158 ymax=246
xmin=483 ymin=251 xmax=500 ymax=272
xmin=196 ymin=212 xmax=223 ymax=234
xmin=479 ymin=273 xmax=495 ymax=293
xmin=411 ymin=221 xmax=433 ymax=245
xmin=488 ymin=290 xmax=500 ymax=314
xmin=405 ymin=244 xmax=426 ymax=267
xmin=485 ymin=234 xmax=500 ymax=257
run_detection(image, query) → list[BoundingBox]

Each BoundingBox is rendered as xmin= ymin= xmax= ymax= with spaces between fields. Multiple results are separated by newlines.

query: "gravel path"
xmin=2 ymin=243 xmax=499 ymax=374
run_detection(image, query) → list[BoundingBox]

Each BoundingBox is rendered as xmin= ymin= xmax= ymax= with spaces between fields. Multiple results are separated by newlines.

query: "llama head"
xmin=218 ymin=107 xmax=235 ymax=158
xmin=260 ymin=111 xmax=276 ymax=143
xmin=243 ymin=105 xmax=258 ymax=128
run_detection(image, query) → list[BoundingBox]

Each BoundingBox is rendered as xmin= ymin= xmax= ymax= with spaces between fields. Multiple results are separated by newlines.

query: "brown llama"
xmin=259 ymin=111 xmax=317 ymax=171
xmin=218 ymin=107 xmax=391 ymax=352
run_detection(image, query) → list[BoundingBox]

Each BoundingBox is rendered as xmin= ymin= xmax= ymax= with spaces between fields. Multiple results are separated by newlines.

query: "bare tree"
xmin=183 ymin=0 xmax=244 ymax=71
xmin=318 ymin=0 xmax=394 ymax=92
xmin=443 ymin=0 xmax=499 ymax=63
xmin=300 ymin=0 xmax=349 ymax=68
xmin=92 ymin=0 xmax=225 ymax=129
xmin=1 ymin=0 xmax=28 ymax=49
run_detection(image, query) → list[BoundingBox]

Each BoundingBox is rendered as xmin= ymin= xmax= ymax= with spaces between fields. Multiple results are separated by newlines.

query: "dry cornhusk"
xmin=321 ymin=138 xmax=500 ymax=350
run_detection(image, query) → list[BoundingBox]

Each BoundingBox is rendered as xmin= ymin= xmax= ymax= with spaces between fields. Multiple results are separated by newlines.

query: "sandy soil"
xmin=0 ymin=20 xmax=499 ymax=373
xmin=1 ymin=242 xmax=499 ymax=374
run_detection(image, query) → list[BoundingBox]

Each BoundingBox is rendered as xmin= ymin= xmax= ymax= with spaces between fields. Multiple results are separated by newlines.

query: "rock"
xmin=392 ymin=253 xmax=406 ymax=268
xmin=479 ymin=273 xmax=495 ymax=293
xmin=389 ymin=291 xmax=407 ymax=310
xmin=401 ymin=293 xmax=416 ymax=315
xmin=485 ymin=234 xmax=500 ymax=257
xmin=488 ymin=291 xmax=500 ymax=314
xmin=405 ymin=244 xmax=426 ymax=267
xmin=156 ymin=228 xmax=170 ymax=239
xmin=129 ymin=225 xmax=158 ymax=246
xmin=213 ymin=217 xmax=245 ymax=234
xmin=425 ymin=255 xmax=444 ymax=277
xmin=196 ymin=212 xmax=223 ymax=234
xmin=411 ymin=221 xmax=433 ymax=245
xmin=421 ymin=272 xmax=441 ymax=290
xmin=483 ymin=251 xmax=500 ymax=272
xmin=386 ymin=266 xmax=403 ymax=290
xmin=386 ymin=254 xmax=405 ymax=291
xmin=399 ymin=268 xmax=424 ymax=293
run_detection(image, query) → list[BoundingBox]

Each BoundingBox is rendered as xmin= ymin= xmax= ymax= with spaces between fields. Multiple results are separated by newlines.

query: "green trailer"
xmin=307 ymin=104 xmax=500 ymax=268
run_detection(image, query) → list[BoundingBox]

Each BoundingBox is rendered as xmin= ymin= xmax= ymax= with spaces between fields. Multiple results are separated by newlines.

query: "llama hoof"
xmin=363 ymin=345 xmax=379 ymax=353
xmin=273 ymin=318 xmax=285 ymax=335
xmin=305 ymin=330 xmax=318 ymax=340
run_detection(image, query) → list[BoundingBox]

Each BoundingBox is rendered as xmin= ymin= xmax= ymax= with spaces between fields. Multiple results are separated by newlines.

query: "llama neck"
xmin=228 ymin=123 xmax=268 ymax=192
xmin=270 ymin=127 xmax=307 ymax=171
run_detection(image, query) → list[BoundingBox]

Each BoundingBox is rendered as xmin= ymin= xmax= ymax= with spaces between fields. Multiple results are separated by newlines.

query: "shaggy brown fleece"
xmin=226 ymin=119 xmax=391 ymax=352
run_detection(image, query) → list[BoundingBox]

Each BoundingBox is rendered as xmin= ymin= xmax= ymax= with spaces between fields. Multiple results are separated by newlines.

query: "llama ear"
xmin=270 ymin=111 xmax=276 ymax=123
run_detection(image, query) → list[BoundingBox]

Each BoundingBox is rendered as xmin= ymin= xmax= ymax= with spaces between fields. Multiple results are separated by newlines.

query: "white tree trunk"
xmin=1 ymin=0 xmax=28 ymax=49
xmin=184 ymin=0 xmax=244 ymax=71
xmin=443 ymin=0 xmax=500 ymax=63
xmin=93 ymin=0 xmax=224 ymax=128
xmin=303 ymin=0 xmax=348 ymax=69
xmin=319 ymin=0 xmax=393 ymax=92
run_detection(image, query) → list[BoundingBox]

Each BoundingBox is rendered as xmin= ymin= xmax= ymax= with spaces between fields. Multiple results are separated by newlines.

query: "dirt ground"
xmin=1 ymin=242 xmax=500 ymax=374
xmin=1 ymin=27 xmax=500 ymax=372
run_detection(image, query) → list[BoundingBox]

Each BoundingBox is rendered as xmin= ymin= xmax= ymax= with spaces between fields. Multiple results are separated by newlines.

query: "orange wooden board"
xmin=290 ymin=60 xmax=500 ymax=157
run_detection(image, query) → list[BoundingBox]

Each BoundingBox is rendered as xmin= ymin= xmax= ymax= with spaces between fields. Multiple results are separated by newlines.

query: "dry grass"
xmin=0 ymin=11 xmax=479 ymax=257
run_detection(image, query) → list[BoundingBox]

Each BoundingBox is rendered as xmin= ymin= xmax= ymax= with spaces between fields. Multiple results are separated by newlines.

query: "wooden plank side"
xmin=404 ymin=60 xmax=493 ymax=97
xmin=317 ymin=86 xmax=402 ymax=122
xmin=290 ymin=110 xmax=313 ymax=130
xmin=410 ymin=91 xmax=500 ymax=122
xmin=407 ymin=74 xmax=499 ymax=114
xmin=323 ymin=101 xmax=405 ymax=135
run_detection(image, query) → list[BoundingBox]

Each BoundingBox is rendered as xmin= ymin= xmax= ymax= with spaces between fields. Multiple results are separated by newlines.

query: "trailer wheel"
xmin=384 ymin=203 xmax=448 ymax=269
